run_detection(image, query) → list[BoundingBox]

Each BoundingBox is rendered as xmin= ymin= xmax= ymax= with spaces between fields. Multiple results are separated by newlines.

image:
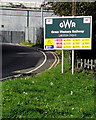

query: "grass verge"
xmin=19 ymin=41 xmax=35 ymax=46
xmin=2 ymin=51 xmax=95 ymax=119
xmin=19 ymin=41 xmax=41 ymax=48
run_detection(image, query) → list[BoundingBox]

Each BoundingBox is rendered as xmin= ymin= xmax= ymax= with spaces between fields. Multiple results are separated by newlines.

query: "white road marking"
xmin=54 ymin=52 xmax=60 ymax=67
xmin=14 ymin=51 xmax=60 ymax=75
xmin=12 ymin=70 xmax=21 ymax=73
xmin=0 ymin=74 xmax=21 ymax=81
xmin=48 ymin=52 xmax=60 ymax=70
xmin=1 ymin=50 xmax=60 ymax=81
xmin=25 ymin=50 xmax=47 ymax=74
xmin=1 ymin=50 xmax=47 ymax=81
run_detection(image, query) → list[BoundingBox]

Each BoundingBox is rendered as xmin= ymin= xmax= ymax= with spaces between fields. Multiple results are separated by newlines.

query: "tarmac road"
xmin=1 ymin=44 xmax=57 ymax=80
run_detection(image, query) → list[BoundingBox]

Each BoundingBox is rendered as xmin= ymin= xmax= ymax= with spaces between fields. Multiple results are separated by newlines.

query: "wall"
xmin=0 ymin=9 xmax=56 ymax=44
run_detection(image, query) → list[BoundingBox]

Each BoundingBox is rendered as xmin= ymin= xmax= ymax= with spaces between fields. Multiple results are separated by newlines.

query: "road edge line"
xmin=25 ymin=50 xmax=47 ymax=74
xmin=54 ymin=52 xmax=60 ymax=67
xmin=48 ymin=52 xmax=60 ymax=70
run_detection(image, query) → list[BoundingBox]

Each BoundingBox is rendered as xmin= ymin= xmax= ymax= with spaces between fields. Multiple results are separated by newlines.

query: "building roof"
xmin=0 ymin=1 xmax=42 ymax=8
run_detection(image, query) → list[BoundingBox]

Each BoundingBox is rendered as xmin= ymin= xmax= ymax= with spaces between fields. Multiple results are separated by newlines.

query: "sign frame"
xmin=44 ymin=16 xmax=92 ymax=50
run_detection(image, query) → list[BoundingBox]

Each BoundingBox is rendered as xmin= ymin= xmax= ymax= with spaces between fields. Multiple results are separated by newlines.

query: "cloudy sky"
xmin=1 ymin=0 xmax=44 ymax=3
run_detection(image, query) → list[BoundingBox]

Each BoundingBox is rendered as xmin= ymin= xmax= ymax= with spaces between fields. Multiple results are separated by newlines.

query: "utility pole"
xmin=72 ymin=0 xmax=76 ymax=16
xmin=72 ymin=0 xmax=76 ymax=74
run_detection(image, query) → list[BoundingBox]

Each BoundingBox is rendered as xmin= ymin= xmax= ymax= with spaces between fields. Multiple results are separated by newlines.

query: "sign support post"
xmin=62 ymin=50 xmax=64 ymax=73
xmin=72 ymin=50 xmax=74 ymax=74
xmin=72 ymin=0 xmax=76 ymax=74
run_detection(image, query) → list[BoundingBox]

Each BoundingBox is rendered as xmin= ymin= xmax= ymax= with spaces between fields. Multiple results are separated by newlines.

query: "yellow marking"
xmin=82 ymin=46 xmax=90 ymax=48
xmin=63 ymin=46 xmax=72 ymax=48
xmin=63 ymin=39 xmax=71 ymax=41
xmin=45 ymin=39 xmax=54 ymax=45
xmin=82 ymin=39 xmax=90 ymax=41
xmin=63 ymin=42 xmax=71 ymax=45
xmin=73 ymin=39 xmax=81 ymax=41
xmin=82 ymin=42 xmax=90 ymax=45
xmin=73 ymin=42 xmax=80 ymax=45
xmin=72 ymin=46 xmax=80 ymax=48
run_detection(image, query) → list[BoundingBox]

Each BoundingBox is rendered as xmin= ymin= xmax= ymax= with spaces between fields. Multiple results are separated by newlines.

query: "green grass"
xmin=19 ymin=41 xmax=36 ymax=46
xmin=19 ymin=41 xmax=41 ymax=48
xmin=1 ymin=51 xmax=95 ymax=119
xmin=0 ymin=82 xmax=2 ymax=119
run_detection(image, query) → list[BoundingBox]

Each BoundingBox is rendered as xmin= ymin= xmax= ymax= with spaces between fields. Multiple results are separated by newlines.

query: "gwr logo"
xmin=84 ymin=18 xmax=90 ymax=23
xmin=46 ymin=19 xmax=53 ymax=24
xmin=59 ymin=20 xmax=76 ymax=28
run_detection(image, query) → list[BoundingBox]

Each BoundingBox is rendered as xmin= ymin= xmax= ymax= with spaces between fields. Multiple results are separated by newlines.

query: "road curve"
xmin=1 ymin=44 xmax=58 ymax=80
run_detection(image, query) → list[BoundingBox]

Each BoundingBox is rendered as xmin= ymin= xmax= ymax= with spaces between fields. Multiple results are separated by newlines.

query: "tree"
xmin=50 ymin=2 xmax=96 ymax=59
xmin=51 ymin=2 xmax=96 ymax=20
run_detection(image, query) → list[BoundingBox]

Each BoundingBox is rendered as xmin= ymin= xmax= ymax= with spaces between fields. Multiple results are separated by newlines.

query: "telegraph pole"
xmin=72 ymin=0 xmax=76 ymax=16
xmin=72 ymin=0 xmax=76 ymax=74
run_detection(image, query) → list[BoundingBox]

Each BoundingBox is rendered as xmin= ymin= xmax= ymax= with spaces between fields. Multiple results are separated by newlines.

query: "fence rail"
xmin=76 ymin=59 xmax=96 ymax=70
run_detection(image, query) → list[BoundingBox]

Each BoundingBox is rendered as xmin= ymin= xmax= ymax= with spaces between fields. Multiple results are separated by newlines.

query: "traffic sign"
xmin=44 ymin=16 xmax=92 ymax=50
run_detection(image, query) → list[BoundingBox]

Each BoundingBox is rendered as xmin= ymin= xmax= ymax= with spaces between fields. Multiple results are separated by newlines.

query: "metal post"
xmin=26 ymin=10 xmax=29 ymax=42
xmin=41 ymin=6 xmax=43 ymax=46
xmin=71 ymin=0 xmax=76 ymax=74
xmin=27 ymin=10 xmax=29 ymax=27
xmin=41 ymin=6 xmax=43 ymax=28
xmin=11 ymin=31 xmax=12 ymax=43
xmin=62 ymin=50 xmax=64 ymax=73
xmin=72 ymin=50 xmax=74 ymax=74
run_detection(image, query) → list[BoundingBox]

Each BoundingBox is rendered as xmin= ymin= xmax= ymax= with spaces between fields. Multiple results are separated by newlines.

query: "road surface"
xmin=1 ymin=44 xmax=59 ymax=80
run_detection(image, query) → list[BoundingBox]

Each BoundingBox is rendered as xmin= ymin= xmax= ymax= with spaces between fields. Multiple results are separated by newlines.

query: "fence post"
xmin=11 ymin=31 xmax=12 ymax=43
xmin=35 ymin=27 xmax=37 ymax=44
xmin=87 ymin=59 xmax=90 ymax=69
xmin=84 ymin=59 xmax=86 ymax=68
xmin=77 ymin=59 xmax=79 ymax=68
xmin=25 ymin=27 xmax=29 ymax=42
xmin=77 ymin=58 xmax=96 ymax=71
xmin=94 ymin=60 xmax=96 ymax=69
xmin=94 ymin=60 xmax=96 ymax=64
xmin=81 ymin=59 xmax=83 ymax=67
xmin=91 ymin=59 xmax=93 ymax=70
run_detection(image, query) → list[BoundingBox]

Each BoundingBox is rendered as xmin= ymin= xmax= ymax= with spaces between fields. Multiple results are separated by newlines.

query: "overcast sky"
xmin=1 ymin=0 xmax=44 ymax=3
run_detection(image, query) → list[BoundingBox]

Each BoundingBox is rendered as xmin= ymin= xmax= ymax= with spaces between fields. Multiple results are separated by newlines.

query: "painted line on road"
xmin=0 ymin=74 xmax=21 ymax=81
xmin=48 ymin=52 xmax=60 ymax=70
xmin=1 ymin=50 xmax=47 ymax=81
xmin=25 ymin=50 xmax=47 ymax=74
xmin=48 ymin=52 xmax=57 ymax=70
xmin=1 ymin=50 xmax=60 ymax=81
xmin=54 ymin=52 xmax=60 ymax=68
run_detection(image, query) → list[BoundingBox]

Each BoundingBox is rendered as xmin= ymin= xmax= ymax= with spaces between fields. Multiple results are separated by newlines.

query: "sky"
xmin=1 ymin=0 xmax=44 ymax=3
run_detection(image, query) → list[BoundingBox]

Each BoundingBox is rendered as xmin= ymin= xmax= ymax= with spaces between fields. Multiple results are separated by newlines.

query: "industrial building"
xmin=0 ymin=1 xmax=56 ymax=44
